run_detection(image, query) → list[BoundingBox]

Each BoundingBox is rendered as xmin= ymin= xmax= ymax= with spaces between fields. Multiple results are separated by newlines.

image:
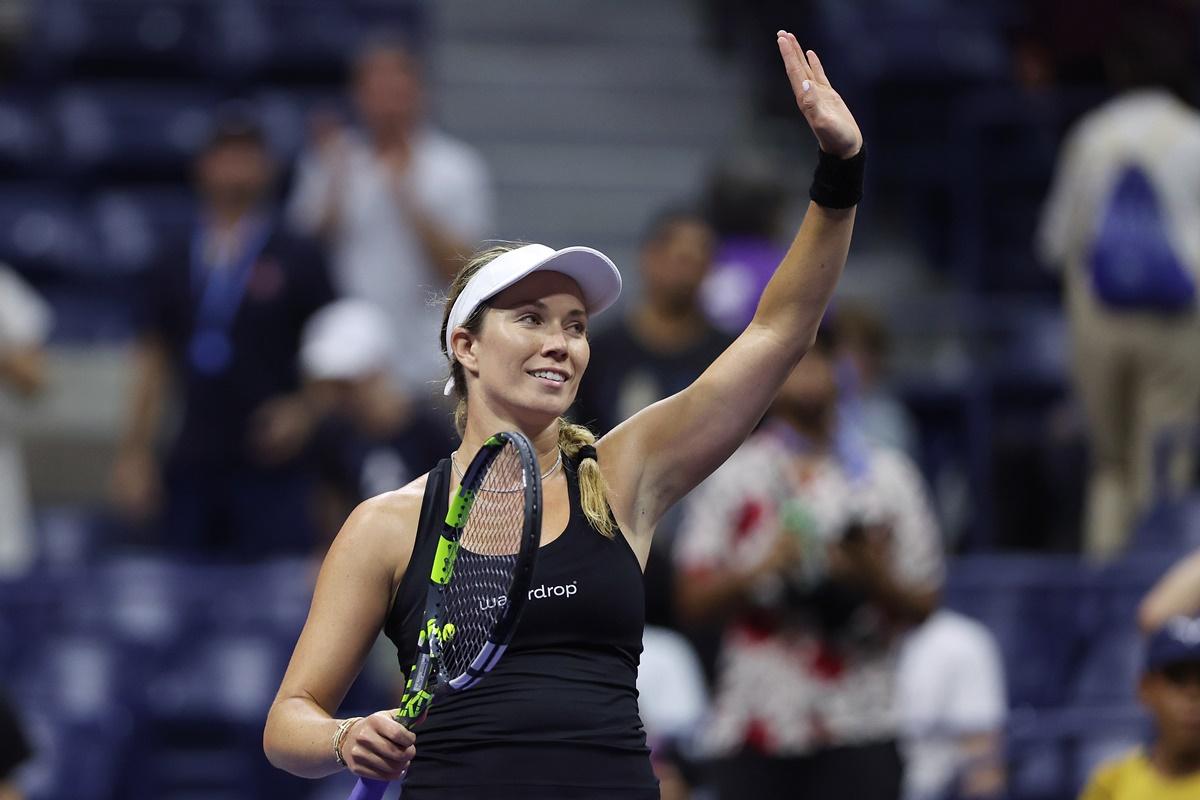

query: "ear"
xmin=450 ymin=326 xmax=481 ymax=381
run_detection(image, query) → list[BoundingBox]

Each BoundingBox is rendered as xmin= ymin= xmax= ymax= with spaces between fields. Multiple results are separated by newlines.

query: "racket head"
xmin=393 ymin=431 xmax=542 ymax=724
xmin=437 ymin=431 xmax=542 ymax=690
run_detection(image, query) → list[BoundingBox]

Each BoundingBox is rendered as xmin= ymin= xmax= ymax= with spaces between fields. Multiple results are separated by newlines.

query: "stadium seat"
xmin=86 ymin=185 xmax=196 ymax=274
xmin=945 ymin=556 xmax=1091 ymax=709
xmin=0 ymin=94 xmax=56 ymax=179
xmin=0 ymin=184 xmax=86 ymax=274
xmin=253 ymin=0 xmax=364 ymax=83
xmin=53 ymin=84 xmax=218 ymax=181
xmin=29 ymin=0 xmax=215 ymax=80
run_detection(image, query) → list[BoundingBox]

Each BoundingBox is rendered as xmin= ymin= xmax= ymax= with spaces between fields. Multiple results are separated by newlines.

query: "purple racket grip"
xmin=347 ymin=777 xmax=389 ymax=800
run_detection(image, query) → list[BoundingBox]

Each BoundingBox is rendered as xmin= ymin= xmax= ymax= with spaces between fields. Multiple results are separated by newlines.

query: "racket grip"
xmin=347 ymin=778 xmax=389 ymax=800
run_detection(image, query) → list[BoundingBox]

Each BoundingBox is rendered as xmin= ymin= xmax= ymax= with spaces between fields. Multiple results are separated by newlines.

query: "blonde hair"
xmin=440 ymin=243 xmax=616 ymax=538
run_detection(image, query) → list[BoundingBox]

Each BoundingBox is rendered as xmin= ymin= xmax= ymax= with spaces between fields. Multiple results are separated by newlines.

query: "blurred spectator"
xmin=0 ymin=691 xmax=31 ymax=799
xmin=1140 ymin=548 xmax=1200 ymax=634
xmin=574 ymin=207 xmax=729 ymax=436
xmin=1079 ymin=615 xmax=1200 ymax=799
xmin=0 ymin=265 xmax=50 ymax=575
xmin=1037 ymin=16 xmax=1200 ymax=560
xmin=287 ymin=33 xmax=494 ymax=390
xmin=299 ymin=298 xmax=456 ymax=541
xmin=110 ymin=109 xmax=335 ymax=559
xmin=675 ymin=331 xmax=943 ymax=800
xmin=834 ymin=301 xmax=918 ymax=458
xmin=699 ymin=156 xmax=789 ymax=334
xmin=896 ymin=610 xmax=1007 ymax=800
xmin=637 ymin=625 xmax=709 ymax=800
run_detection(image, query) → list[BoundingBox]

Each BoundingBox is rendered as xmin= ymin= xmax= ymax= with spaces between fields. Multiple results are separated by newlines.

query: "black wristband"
xmin=809 ymin=144 xmax=866 ymax=209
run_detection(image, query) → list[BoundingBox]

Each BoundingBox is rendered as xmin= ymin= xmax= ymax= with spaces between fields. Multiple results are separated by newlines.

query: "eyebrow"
xmin=514 ymin=299 xmax=587 ymax=318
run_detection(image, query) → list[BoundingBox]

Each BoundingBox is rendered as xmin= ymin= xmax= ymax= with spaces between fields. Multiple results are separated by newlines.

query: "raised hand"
xmin=776 ymin=31 xmax=863 ymax=159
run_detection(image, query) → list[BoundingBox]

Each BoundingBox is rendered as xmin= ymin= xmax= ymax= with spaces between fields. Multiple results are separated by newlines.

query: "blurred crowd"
xmin=1 ymin=1 xmax=1200 ymax=799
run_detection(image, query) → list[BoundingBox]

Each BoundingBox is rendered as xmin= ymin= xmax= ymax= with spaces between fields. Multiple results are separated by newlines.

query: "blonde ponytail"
xmin=556 ymin=418 xmax=615 ymax=538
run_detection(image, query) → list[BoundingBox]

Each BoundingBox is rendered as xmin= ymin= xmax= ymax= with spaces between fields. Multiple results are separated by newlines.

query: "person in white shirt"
xmin=896 ymin=610 xmax=1007 ymax=800
xmin=287 ymin=33 xmax=495 ymax=391
xmin=1037 ymin=18 xmax=1200 ymax=559
xmin=0 ymin=266 xmax=52 ymax=575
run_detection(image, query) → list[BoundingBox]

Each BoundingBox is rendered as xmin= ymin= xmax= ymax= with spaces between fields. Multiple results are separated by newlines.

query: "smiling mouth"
xmin=529 ymin=369 xmax=569 ymax=385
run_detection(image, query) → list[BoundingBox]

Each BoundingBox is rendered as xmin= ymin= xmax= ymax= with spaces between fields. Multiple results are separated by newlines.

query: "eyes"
xmin=515 ymin=311 xmax=587 ymax=337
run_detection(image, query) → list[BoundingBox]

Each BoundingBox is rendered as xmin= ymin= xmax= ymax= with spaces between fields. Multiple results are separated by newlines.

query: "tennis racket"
xmin=348 ymin=431 xmax=542 ymax=800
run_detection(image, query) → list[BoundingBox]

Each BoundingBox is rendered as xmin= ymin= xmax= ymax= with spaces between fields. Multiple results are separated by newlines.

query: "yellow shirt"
xmin=1080 ymin=749 xmax=1200 ymax=800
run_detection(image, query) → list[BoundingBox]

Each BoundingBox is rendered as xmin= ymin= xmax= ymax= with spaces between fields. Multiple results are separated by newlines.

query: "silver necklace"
xmin=451 ymin=449 xmax=562 ymax=493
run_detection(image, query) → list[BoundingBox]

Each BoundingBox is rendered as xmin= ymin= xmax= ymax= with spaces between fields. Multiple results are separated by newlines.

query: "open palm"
xmin=777 ymin=31 xmax=863 ymax=159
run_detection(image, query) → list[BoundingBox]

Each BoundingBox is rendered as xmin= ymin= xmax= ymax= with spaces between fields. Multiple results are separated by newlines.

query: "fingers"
xmin=776 ymin=29 xmax=812 ymax=85
xmin=343 ymin=712 xmax=418 ymax=780
xmin=351 ymin=746 xmax=416 ymax=782
xmin=806 ymin=48 xmax=831 ymax=86
xmin=373 ymin=713 xmax=417 ymax=748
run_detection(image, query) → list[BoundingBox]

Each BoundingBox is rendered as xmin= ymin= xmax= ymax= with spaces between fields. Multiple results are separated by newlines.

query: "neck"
xmin=371 ymin=122 xmax=413 ymax=151
xmin=630 ymin=303 xmax=708 ymax=353
xmin=457 ymin=406 xmax=562 ymax=476
xmin=1152 ymin=740 xmax=1200 ymax=778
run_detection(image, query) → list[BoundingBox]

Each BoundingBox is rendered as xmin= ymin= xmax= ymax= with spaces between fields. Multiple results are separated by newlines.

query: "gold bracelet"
xmin=333 ymin=717 xmax=363 ymax=767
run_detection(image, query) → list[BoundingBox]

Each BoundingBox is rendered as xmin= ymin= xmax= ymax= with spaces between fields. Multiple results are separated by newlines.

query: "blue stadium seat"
xmin=255 ymin=0 xmax=364 ymax=82
xmin=946 ymin=556 xmax=1090 ymax=709
xmin=53 ymin=84 xmax=218 ymax=181
xmin=29 ymin=0 xmax=215 ymax=80
xmin=0 ymin=185 xmax=85 ymax=273
xmin=17 ymin=706 xmax=131 ymax=800
xmin=87 ymin=185 xmax=196 ymax=274
xmin=0 ymin=94 xmax=56 ymax=179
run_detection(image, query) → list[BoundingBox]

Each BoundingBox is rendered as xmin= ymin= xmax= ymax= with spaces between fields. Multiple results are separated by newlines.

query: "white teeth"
xmin=532 ymin=370 xmax=565 ymax=382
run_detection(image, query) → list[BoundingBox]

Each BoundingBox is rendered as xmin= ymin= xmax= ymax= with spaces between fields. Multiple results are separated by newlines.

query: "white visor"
xmin=443 ymin=244 xmax=622 ymax=396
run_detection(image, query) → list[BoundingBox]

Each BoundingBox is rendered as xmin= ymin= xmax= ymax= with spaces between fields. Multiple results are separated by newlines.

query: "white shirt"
xmin=288 ymin=128 xmax=493 ymax=388
xmin=0 ymin=266 xmax=52 ymax=575
xmin=637 ymin=625 xmax=709 ymax=748
xmin=896 ymin=610 xmax=1007 ymax=800
xmin=1038 ymin=89 xmax=1200 ymax=282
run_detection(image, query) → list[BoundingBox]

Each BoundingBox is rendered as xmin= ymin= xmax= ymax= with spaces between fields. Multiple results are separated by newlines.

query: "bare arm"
xmin=1139 ymin=548 xmax=1200 ymax=632
xmin=263 ymin=490 xmax=420 ymax=779
xmin=110 ymin=336 xmax=170 ymax=520
xmin=118 ymin=336 xmax=168 ymax=454
xmin=601 ymin=34 xmax=862 ymax=543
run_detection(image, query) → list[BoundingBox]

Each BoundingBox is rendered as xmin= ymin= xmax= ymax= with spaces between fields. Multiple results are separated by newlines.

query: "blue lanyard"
xmin=187 ymin=216 xmax=273 ymax=376
xmin=190 ymin=216 xmax=273 ymax=330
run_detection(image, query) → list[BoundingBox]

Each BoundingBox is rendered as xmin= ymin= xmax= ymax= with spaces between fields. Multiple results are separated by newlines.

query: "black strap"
xmin=416 ymin=458 xmax=451 ymax=539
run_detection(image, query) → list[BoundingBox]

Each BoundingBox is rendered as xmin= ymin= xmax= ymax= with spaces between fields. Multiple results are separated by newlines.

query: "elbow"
xmin=262 ymin=704 xmax=311 ymax=779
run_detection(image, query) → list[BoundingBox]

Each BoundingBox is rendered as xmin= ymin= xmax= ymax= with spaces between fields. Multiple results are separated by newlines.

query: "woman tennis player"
xmin=264 ymin=32 xmax=864 ymax=798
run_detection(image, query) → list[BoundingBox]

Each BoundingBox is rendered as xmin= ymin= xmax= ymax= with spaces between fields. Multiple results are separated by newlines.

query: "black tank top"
xmin=384 ymin=455 xmax=659 ymax=799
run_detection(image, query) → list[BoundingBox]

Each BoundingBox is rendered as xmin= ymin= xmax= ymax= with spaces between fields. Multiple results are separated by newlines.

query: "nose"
xmin=540 ymin=326 xmax=569 ymax=359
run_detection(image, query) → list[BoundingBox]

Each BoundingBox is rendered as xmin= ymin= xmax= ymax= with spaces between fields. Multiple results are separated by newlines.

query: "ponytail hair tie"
xmin=576 ymin=444 xmax=598 ymax=463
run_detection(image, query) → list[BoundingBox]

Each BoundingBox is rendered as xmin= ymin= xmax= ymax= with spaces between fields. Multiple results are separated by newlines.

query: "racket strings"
xmin=441 ymin=444 xmax=529 ymax=680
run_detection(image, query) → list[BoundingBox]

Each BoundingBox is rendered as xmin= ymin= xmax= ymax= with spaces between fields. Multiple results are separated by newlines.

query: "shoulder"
xmin=333 ymin=472 xmax=434 ymax=580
